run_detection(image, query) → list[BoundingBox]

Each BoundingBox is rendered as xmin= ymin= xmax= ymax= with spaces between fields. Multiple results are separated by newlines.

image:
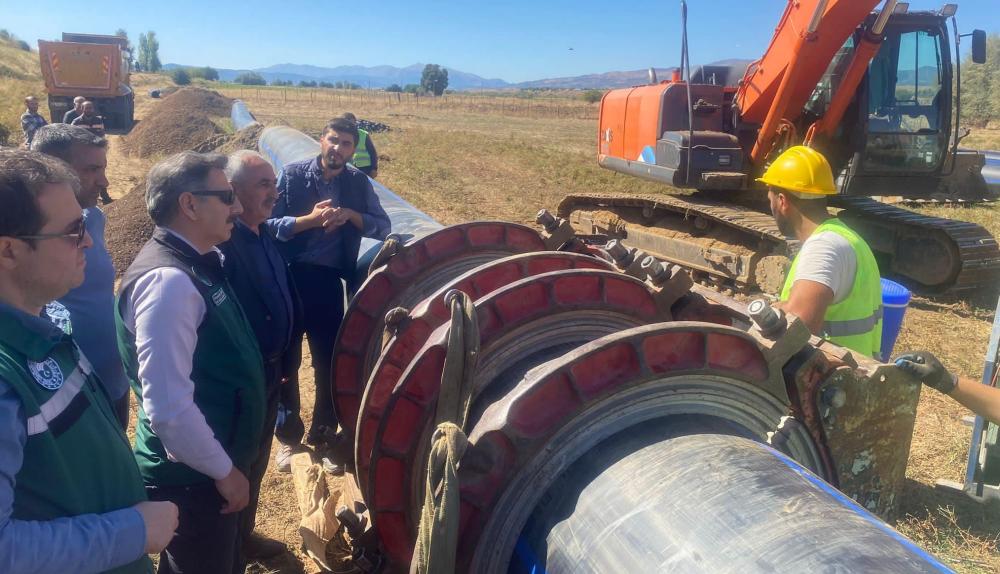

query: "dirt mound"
xmin=123 ymin=87 xmax=233 ymax=158
xmin=105 ymin=180 xmax=153 ymax=278
xmin=213 ymin=123 xmax=264 ymax=155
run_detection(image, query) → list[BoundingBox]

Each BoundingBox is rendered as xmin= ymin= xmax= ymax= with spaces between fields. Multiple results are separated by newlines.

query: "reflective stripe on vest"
xmin=352 ymin=129 xmax=371 ymax=168
xmin=25 ymin=351 xmax=93 ymax=436
xmin=824 ymin=305 xmax=883 ymax=337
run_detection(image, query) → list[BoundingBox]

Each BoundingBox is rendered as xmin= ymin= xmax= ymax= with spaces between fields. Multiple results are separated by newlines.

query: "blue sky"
xmin=6 ymin=1 xmax=998 ymax=83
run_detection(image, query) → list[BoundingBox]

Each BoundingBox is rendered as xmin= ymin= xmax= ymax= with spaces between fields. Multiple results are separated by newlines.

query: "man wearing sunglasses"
xmin=116 ymin=151 xmax=267 ymax=574
xmin=32 ymin=124 xmax=124 ymax=429
xmin=0 ymin=149 xmax=178 ymax=573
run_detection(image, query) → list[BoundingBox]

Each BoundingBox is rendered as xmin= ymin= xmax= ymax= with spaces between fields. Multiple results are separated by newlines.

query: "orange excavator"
xmin=561 ymin=0 xmax=995 ymax=294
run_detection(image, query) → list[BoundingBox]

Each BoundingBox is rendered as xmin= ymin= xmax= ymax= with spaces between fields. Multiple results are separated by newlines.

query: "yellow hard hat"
xmin=756 ymin=146 xmax=837 ymax=196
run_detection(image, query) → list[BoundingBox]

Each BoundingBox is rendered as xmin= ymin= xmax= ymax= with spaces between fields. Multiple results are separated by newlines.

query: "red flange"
xmin=354 ymin=251 xmax=612 ymax=495
xmin=367 ymin=269 xmax=666 ymax=566
xmin=332 ymin=222 xmax=547 ymax=431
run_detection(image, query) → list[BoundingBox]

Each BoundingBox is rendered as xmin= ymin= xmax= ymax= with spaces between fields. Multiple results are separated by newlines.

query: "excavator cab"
xmin=820 ymin=11 xmax=990 ymax=201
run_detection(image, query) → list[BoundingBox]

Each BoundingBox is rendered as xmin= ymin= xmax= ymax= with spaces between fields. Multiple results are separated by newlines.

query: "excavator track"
xmin=831 ymin=196 xmax=1000 ymax=294
xmin=558 ymin=192 xmax=1000 ymax=295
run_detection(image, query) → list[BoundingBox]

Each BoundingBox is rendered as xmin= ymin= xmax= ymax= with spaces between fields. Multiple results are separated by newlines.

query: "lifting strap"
xmin=410 ymin=290 xmax=479 ymax=574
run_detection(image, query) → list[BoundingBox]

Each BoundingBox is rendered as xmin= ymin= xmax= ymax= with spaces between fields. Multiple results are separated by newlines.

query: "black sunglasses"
xmin=189 ymin=188 xmax=236 ymax=205
xmin=16 ymin=216 xmax=87 ymax=247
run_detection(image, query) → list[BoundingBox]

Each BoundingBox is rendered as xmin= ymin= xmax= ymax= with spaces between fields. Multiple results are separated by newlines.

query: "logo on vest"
xmin=27 ymin=358 xmax=64 ymax=391
xmin=212 ymin=288 xmax=228 ymax=306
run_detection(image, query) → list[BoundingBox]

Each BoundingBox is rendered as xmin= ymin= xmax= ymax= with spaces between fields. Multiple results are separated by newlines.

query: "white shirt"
xmin=791 ymin=230 xmax=857 ymax=304
xmin=123 ymin=230 xmax=233 ymax=480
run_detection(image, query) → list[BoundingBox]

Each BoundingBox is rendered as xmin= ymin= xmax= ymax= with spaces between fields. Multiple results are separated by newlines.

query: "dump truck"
xmin=38 ymin=33 xmax=134 ymax=130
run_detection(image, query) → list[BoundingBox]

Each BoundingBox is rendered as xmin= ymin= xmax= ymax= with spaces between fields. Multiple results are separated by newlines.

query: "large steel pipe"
xmin=230 ymin=99 xmax=258 ymax=131
xmin=516 ymin=431 xmax=949 ymax=573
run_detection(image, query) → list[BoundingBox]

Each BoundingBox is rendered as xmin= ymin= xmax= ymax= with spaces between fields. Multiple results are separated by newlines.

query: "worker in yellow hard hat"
xmin=759 ymin=146 xmax=883 ymax=358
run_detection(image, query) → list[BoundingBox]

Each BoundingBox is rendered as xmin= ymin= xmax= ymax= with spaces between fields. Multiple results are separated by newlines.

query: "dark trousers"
xmin=113 ymin=392 xmax=130 ymax=431
xmin=284 ymin=263 xmax=345 ymax=442
xmin=147 ymin=482 xmax=242 ymax=574
xmin=236 ymin=359 xmax=282 ymax=571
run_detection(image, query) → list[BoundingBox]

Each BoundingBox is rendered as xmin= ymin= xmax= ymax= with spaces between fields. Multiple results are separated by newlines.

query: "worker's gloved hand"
xmin=894 ymin=351 xmax=957 ymax=394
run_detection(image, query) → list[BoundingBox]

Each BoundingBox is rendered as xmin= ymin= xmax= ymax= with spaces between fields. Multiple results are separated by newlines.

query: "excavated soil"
xmin=214 ymin=123 xmax=264 ymax=155
xmin=105 ymin=180 xmax=153 ymax=277
xmin=122 ymin=87 xmax=233 ymax=158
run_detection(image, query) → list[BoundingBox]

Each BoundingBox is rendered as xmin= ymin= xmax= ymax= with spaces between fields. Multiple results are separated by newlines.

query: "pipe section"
xmin=231 ymin=99 xmax=258 ymax=131
xmin=518 ymin=431 xmax=949 ymax=573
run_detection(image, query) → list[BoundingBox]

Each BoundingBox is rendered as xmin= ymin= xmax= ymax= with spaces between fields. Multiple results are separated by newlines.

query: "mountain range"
xmin=162 ymin=62 xmax=696 ymax=90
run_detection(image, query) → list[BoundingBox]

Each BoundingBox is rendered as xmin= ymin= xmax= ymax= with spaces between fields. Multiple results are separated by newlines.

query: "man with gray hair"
xmin=62 ymin=96 xmax=86 ymax=124
xmin=218 ymin=149 xmax=298 ymax=564
xmin=31 ymin=124 xmax=126 ymax=429
xmin=116 ymin=150 xmax=267 ymax=573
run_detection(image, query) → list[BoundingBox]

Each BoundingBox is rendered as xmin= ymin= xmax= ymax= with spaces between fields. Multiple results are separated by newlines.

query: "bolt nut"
xmin=747 ymin=299 xmax=785 ymax=335
xmin=605 ymin=239 xmax=634 ymax=265
xmin=536 ymin=209 xmax=557 ymax=231
xmin=384 ymin=307 xmax=409 ymax=330
xmin=641 ymin=256 xmax=670 ymax=284
xmin=822 ymin=386 xmax=847 ymax=409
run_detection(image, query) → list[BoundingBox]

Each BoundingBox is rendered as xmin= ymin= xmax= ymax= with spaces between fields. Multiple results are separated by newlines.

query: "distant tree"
xmin=581 ymin=89 xmax=605 ymax=104
xmin=420 ymin=64 xmax=449 ymax=96
xmin=235 ymin=71 xmax=267 ymax=85
xmin=0 ymin=30 xmax=11 ymax=42
xmin=960 ymin=34 xmax=1000 ymax=127
xmin=348 ymin=82 xmax=362 ymax=90
xmin=136 ymin=31 xmax=161 ymax=72
xmin=298 ymin=80 xmax=318 ymax=87
xmin=270 ymin=78 xmax=291 ymax=86
xmin=16 ymin=40 xmax=29 ymax=51
xmin=187 ymin=66 xmax=219 ymax=81
xmin=171 ymin=68 xmax=191 ymax=85
xmin=319 ymin=81 xmax=334 ymax=88
xmin=403 ymin=83 xmax=421 ymax=95
xmin=385 ymin=83 xmax=403 ymax=93
xmin=114 ymin=29 xmax=134 ymax=70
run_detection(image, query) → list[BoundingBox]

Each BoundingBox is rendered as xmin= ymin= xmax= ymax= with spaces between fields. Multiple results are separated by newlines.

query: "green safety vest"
xmin=352 ymin=128 xmax=372 ymax=169
xmin=780 ymin=218 xmax=883 ymax=358
xmin=116 ymin=231 xmax=266 ymax=487
xmin=0 ymin=308 xmax=152 ymax=574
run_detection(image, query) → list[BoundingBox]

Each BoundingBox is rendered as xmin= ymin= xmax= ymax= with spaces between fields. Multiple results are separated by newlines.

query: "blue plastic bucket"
xmin=880 ymin=278 xmax=911 ymax=361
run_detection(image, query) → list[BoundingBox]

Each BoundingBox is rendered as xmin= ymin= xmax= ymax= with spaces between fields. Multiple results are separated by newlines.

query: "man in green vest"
xmin=759 ymin=146 xmax=883 ymax=358
xmin=341 ymin=112 xmax=379 ymax=178
xmin=116 ymin=151 xmax=267 ymax=573
xmin=0 ymin=149 xmax=177 ymax=573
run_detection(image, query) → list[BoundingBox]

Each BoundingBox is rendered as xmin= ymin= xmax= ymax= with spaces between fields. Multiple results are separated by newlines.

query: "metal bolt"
xmin=641 ymin=255 xmax=670 ymax=284
xmin=822 ymin=386 xmax=847 ymax=409
xmin=604 ymin=239 xmax=632 ymax=263
xmin=384 ymin=307 xmax=409 ymax=330
xmin=536 ymin=209 xmax=557 ymax=232
xmin=747 ymin=298 xmax=785 ymax=335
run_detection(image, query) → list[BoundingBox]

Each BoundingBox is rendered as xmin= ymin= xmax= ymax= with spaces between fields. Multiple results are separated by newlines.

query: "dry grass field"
xmin=4 ymin=45 xmax=1000 ymax=570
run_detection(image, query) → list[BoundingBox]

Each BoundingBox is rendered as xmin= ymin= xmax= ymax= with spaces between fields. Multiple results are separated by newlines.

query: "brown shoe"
xmin=243 ymin=533 xmax=287 ymax=560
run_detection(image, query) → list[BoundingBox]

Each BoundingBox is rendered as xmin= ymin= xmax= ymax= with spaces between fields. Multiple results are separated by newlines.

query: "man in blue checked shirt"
xmin=267 ymin=116 xmax=390 ymax=474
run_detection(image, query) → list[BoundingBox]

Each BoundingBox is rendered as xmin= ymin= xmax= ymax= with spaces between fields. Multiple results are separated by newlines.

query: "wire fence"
xmin=215 ymin=86 xmax=599 ymax=121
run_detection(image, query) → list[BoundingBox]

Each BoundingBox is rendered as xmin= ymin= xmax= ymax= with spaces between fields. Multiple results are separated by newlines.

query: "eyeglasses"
xmin=189 ymin=188 xmax=236 ymax=205
xmin=16 ymin=216 xmax=87 ymax=247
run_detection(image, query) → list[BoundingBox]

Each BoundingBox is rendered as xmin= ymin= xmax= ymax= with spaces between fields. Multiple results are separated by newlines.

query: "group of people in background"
xmin=0 ymin=112 xmax=388 ymax=573
xmin=20 ymin=94 xmax=107 ymax=146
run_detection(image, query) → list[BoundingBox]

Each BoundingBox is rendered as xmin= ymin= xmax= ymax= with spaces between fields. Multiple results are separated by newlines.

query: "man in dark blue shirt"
xmin=267 ymin=117 xmax=390 ymax=473
xmin=220 ymin=150 xmax=298 ymax=565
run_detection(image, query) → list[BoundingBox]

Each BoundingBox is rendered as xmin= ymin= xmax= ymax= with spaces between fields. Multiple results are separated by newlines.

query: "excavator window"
xmin=863 ymin=28 xmax=945 ymax=172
